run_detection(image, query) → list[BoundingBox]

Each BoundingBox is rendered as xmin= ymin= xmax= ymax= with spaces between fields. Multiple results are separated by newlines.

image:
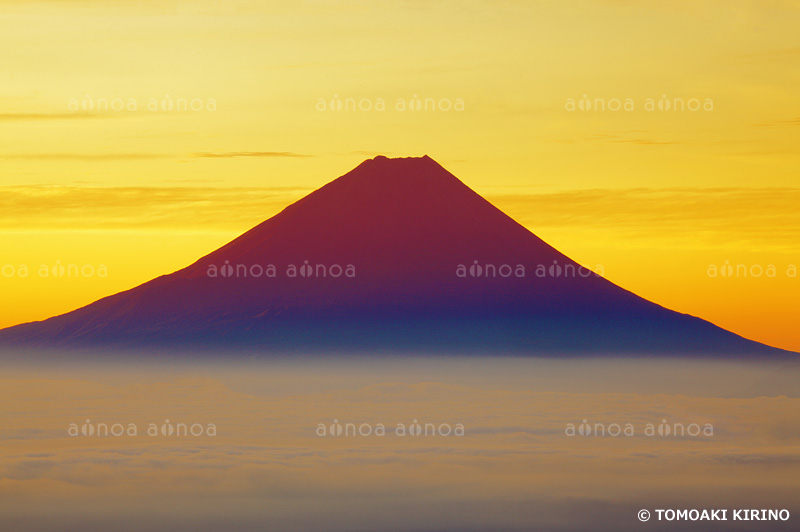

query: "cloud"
xmin=728 ymin=46 xmax=800 ymax=64
xmin=0 ymin=185 xmax=312 ymax=230
xmin=0 ymin=185 xmax=798 ymax=251
xmin=469 ymin=425 xmax=563 ymax=436
xmin=0 ymin=113 xmax=102 ymax=121
xmin=0 ymin=428 xmax=60 ymax=441
xmin=348 ymin=150 xmax=402 ymax=157
xmin=754 ymin=116 xmax=800 ymax=128
xmin=0 ymin=153 xmax=167 ymax=161
xmin=608 ymin=139 xmax=682 ymax=146
xmin=488 ymin=187 xmax=800 ymax=250
xmin=557 ymin=131 xmax=683 ymax=146
xmin=711 ymin=452 xmax=800 ymax=466
xmin=1 ymin=363 xmax=799 ymax=531
xmin=191 ymin=151 xmax=311 ymax=159
xmin=1 ymin=150 xmax=310 ymax=162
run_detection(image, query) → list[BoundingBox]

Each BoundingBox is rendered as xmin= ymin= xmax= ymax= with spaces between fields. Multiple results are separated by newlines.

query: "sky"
xmin=1 ymin=0 xmax=799 ymax=351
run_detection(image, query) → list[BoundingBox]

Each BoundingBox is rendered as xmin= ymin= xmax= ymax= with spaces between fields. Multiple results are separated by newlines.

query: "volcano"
xmin=0 ymin=155 xmax=792 ymax=356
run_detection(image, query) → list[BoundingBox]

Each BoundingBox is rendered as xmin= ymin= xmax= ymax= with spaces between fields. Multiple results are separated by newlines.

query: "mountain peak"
xmin=354 ymin=154 xmax=441 ymax=176
xmin=369 ymin=154 xmax=432 ymax=162
xmin=338 ymin=155 xmax=468 ymax=199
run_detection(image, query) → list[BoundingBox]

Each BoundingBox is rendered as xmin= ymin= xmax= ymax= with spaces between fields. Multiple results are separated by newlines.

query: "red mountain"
xmin=0 ymin=155 xmax=792 ymax=356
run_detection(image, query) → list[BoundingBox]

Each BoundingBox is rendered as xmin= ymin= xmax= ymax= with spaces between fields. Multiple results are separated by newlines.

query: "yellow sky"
xmin=1 ymin=0 xmax=799 ymax=350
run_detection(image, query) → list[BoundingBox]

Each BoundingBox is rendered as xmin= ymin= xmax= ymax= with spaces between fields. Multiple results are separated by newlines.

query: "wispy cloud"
xmin=550 ymin=130 xmax=685 ymax=146
xmin=0 ymin=185 xmax=798 ymax=251
xmin=191 ymin=151 xmax=311 ymax=159
xmin=555 ymin=131 xmax=683 ymax=146
xmin=608 ymin=139 xmax=682 ymax=146
xmin=0 ymin=113 xmax=102 ymax=121
xmin=754 ymin=116 xmax=800 ymax=128
xmin=0 ymin=153 xmax=167 ymax=161
xmin=1 ymin=150 xmax=310 ymax=161
xmin=488 ymin=187 xmax=800 ymax=250
xmin=0 ymin=185 xmax=312 ymax=231
xmin=727 ymin=46 xmax=800 ymax=64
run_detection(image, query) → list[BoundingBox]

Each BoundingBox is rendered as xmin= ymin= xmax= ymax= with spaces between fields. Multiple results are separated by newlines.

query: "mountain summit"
xmin=0 ymin=155 xmax=791 ymax=356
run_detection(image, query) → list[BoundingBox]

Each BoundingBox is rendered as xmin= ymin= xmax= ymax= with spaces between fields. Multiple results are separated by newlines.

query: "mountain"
xmin=0 ymin=155 xmax=792 ymax=356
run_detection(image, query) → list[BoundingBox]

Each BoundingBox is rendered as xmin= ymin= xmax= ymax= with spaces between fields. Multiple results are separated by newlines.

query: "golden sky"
xmin=1 ymin=0 xmax=799 ymax=350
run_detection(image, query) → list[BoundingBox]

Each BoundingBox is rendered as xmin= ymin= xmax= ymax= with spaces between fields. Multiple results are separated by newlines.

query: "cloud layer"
xmin=1 ymin=358 xmax=798 ymax=531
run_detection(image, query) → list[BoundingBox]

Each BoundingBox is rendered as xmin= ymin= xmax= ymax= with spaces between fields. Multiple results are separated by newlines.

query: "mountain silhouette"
xmin=0 ymin=155 xmax=792 ymax=356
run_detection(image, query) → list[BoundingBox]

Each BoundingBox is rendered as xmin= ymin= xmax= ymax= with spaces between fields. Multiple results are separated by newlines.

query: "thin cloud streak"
xmin=1 ymin=186 xmax=799 ymax=249
xmin=0 ymin=153 xmax=167 ymax=161
xmin=0 ymin=185 xmax=800 ymax=246
xmin=0 ymin=113 xmax=102 ymax=121
xmin=754 ymin=117 xmax=800 ymax=128
xmin=191 ymin=151 xmax=312 ymax=159
xmin=0 ymin=185 xmax=312 ymax=231
xmin=489 ymin=186 xmax=800 ymax=250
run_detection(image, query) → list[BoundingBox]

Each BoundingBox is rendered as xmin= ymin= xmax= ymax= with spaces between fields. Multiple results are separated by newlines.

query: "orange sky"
xmin=1 ymin=0 xmax=799 ymax=351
